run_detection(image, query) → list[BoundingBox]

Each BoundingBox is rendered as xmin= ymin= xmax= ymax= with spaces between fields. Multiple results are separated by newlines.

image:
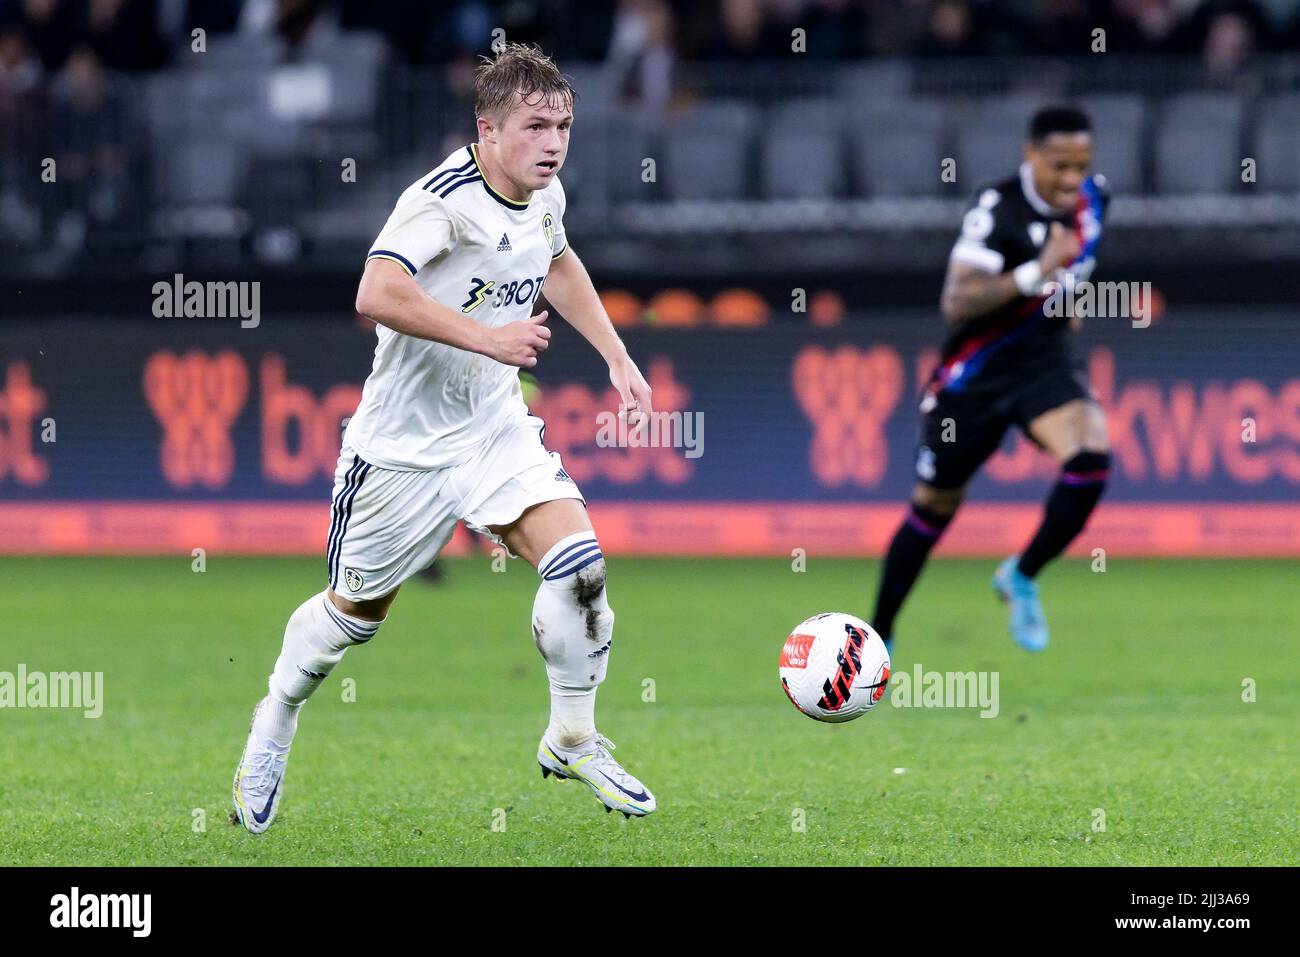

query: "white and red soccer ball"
xmin=780 ymin=613 xmax=891 ymax=723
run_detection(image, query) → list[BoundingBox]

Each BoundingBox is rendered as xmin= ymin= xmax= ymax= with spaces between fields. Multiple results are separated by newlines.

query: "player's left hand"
xmin=609 ymin=355 xmax=653 ymax=430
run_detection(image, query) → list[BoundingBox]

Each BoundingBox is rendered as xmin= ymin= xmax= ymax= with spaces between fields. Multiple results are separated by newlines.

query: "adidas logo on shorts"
xmin=496 ymin=232 xmax=511 ymax=252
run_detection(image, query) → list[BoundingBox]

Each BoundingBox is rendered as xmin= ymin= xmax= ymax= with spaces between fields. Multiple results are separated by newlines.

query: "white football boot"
xmin=231 ymin=697 xmax=290 ymax=834
xmin=538 ymin=733 xmax=656 ymax=818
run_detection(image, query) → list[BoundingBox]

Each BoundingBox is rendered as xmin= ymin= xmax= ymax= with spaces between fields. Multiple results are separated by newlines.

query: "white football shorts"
xmin=325 ymin=414 xmax=584 ymax=601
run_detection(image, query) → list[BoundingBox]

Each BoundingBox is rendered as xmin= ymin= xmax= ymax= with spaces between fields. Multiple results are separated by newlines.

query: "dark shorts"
xmin=914 ymin=362 xmax=1094 ymax=489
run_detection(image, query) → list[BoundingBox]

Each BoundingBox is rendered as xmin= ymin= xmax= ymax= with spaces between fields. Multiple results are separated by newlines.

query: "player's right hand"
xmin=487 ymin=311 xmax=551 ymax=367
xmin=1037 ymin=222 xmax=1081 ymax=273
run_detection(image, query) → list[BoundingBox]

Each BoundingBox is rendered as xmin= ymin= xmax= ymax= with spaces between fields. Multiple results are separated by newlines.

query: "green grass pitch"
xmin=1 ymin=555 xmax=1294 ymax=866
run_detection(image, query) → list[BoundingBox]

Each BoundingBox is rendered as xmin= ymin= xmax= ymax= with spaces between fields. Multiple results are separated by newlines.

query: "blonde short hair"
xmin=474 ymin=42 xmax=574 ymax=121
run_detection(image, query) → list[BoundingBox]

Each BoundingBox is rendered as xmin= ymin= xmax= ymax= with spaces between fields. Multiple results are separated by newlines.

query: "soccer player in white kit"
xmin=232 ymin=44 xmax=657 ymax=831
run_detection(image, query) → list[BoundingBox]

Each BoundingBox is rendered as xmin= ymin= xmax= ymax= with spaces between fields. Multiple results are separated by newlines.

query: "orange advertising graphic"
xmin=792 ymin=343 xmax=1300 ymax=489
xmin=528 ymin=357 xmax=695 ymax=485
xmin=0 ymin=361 xmax=48 ymax=486
xmin=3 ymin=334 xmax=1298 ymax=556
xmin=143 ymin=350 xmax=248 ymax=488
xmin=261 ymin=355 xmax=363 ymax=484
xmin=792 ymin=345 xmax=905 ymax=487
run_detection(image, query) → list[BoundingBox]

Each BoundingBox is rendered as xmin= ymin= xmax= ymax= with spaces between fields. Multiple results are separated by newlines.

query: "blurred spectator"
xmin=88 ymin=0 xmax=167 ymax=69
xmin=691 ymin=0 xmax=788 ymax=60
xmin=10 ymin=0 xmax=84 ymax=72
xmin=606 ymin=0 xmax=675 ymax=113
xmin=1107 ymin=0 xmax=1185 ymax=54
xmin=0 ymin=20 xmax=42 ymax=92
xmin=240 ymin=0 xmax=340 ymax=52
xmin=0 ymin=22 xmax=46 ymax=242
xmin=421 ymin=0 xmax=492 ymax=62
xmin=916 ymin=0 xmax=985 ymax=57
xmin=4 ymin=0 xmax=1298 ymax=71
xmin=1027 ymin=0 xmax=1098 ymax=56
xmin=2 ymin=0 xmax=1300 ymax=275
xmin=1202 ymin=5 xmax=1261 ymax=74
xmin=168 ymin=0 xmax=243 ymax=40
xmin=339 ymin=0 xmax=434 ymax=63
xmin=865 ymin=0 xmax=934 ymax=56
xmin=47 ymin=44 xmax=138 ymax=246
xmin=1167 ymin=0 xmax=1269 ymax=52
xmin=758 ymin=0 xmax=868 ymax=59
xmin=543 ymin=0 xmax=618 ymax=62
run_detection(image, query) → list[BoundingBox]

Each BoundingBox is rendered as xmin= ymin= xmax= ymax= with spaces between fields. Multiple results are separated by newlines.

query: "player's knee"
xmin=913 ymin=483 xmax=965 ymax=516
xmin=326 ymin=587 xmax=394 ymax=624
xmin=1053 ymin=405 xmax=1109 ymax=461
xmin=1061 ymin=450 xmax=1111 ymax=490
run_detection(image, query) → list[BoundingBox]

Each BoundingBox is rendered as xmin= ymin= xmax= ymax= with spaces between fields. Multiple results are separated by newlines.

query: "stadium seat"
xmin=604 ymin=112 xmax=660 ymax=202
xmin=762 ymin=99 xmax=845 ymax=199
xmin=836 ymin=59 xmax=915 ymax=105
xmin=143 ymin=72 xmax=185 ymax=134
xmin=201 ymin=32 xmax=283 ymax=68
xmin=769 ymin=98 xmax=843 ymax=133
xmin=562 ymin=62 xmax=616 ymax=114
xmin=955 ymin=95 xmax=1044 ymax=192
xmin=156 ymin=139 xmax=247 ymax=207
xmin=145 ymin=71 xmax=228 ymax=133
xmin=762 ymin=130 xmax=844 ymax=199
xmin=850 ymin=99 xmax=946 ymax=196
xmin=147 ymin=74 xmax=252 ymax=207
xmin=241 ymin=157 xmax=315 ymax=224
xmin=315 ymin=31 xmax=389 ymax=124
xmin=664 ymin=128 xmax=753 ymax=200
xmin=151 ymin=62 xmax=308 ymax=161
xmin=1154 ymin=93 xmax=1244 ymax=194
xmin=312 ymin=30 xmax=388 ymax=65
xmin=556 ymin=105 xmax=613 ymax=207
xmin=1077 ymin=94 xmax=1146 ymax=194
xmin=1253 ymin=94 xmax=1300 ymax=193
xmin=663 ymin=100 xmax=760 ymax=201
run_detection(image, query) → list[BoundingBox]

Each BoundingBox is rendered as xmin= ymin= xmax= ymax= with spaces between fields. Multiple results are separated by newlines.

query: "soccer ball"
xmin=779 ymin=613 xmax=891 ymax=723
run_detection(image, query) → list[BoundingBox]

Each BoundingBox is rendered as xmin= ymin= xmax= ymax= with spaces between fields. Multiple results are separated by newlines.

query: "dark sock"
xmin=1017 ymin=451 xmax=1110 ymax=578
xmin=871 ymin=504 xmax=954 ymax=639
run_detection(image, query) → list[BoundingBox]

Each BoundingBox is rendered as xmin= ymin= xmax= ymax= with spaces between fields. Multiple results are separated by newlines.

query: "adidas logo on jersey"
xmin=555 ymin=467 xmax=573 ymax=484
xmin=496 ymin=233 xmax=512 ymax=252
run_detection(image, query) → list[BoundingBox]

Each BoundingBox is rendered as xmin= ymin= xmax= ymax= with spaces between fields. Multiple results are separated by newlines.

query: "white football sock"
xmin=257 ymin=698 xmax=301 ymax=749
xmin=533 ymin=531 xmax=613 ymax=752
xmin=255 ymin=591 xmax=383 ymax=746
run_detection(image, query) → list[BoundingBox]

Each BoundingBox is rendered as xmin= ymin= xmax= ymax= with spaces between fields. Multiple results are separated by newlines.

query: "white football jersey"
xmin=345 ymin=144 xmax=569 ymax=470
